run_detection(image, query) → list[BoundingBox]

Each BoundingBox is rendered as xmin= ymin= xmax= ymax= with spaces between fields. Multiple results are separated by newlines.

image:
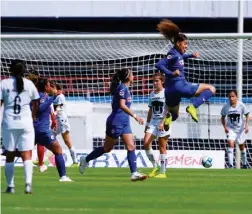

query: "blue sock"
xmin=193 ymin=90 xmax=213 ymax=108
xmin=86 ymin=147 xmax=105 ymax=162
xmin=127 ymin=150 xmax=137 ymax=173
xmin=55 ymin=154 xmax=66 ymax=177
xmin=171 ymin=112 xmax=178 ymax=121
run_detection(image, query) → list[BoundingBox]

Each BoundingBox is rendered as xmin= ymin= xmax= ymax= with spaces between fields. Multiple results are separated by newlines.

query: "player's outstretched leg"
xmin=187 ymin=84 xmax=216 ymax=123
xmin=79 ymin=147 xmax=105 ymax=174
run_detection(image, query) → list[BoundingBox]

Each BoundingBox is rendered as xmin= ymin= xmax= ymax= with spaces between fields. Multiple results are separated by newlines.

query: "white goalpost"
xmin=1 ymin=33 xmax=252 ymax=168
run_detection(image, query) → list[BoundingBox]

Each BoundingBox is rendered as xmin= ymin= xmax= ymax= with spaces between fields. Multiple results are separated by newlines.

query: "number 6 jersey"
xmin=148 ymin=89 xmax=166 ymax=123
xmin=221 ymin=101 xmax=250 ymax=132
xmin=1 ymin=77 xmax=39 ymax=130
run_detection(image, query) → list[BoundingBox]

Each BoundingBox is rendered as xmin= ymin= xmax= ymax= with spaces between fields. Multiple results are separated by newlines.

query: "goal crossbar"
xmin=1 ymin=33 xmax=252 ymax=40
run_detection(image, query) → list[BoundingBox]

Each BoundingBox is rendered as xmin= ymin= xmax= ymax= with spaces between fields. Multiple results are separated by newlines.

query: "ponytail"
xmin=10 ymin=60 xmax=25 ymax=94
xmin=109 ymin=68 xmax=131 ymax=95
xmin=110 ymin=73 xmax=120 ymax=95
xmin=157 ymin=19 xmax=187 ymax=45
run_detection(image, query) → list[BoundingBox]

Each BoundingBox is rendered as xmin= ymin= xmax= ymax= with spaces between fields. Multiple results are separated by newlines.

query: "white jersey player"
xmin=1 ymin=60 xmax=39 ymax=194
xmin=144 ymin=73 xmax=171 ymax=178
xmin=221 ymin=90 xmax=250 ymax=169
xmin=53 ymin=83 xmax=77 ymax=165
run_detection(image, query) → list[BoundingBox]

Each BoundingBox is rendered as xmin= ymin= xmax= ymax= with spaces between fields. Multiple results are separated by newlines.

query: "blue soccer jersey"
xmin=155 ymin=48 xmax=195 ymax=86
xmin=107 ymin=83 xmax=132 ymax=125
xmin=33 ymin=92 xmax=56 ymax=132
xmin=106 ymin=83 xmax=133 ymax=139
xmin=155 ymin=48 xmax=199 ymax=107
xmin=33 ymin=92 xmax=57 ymax=145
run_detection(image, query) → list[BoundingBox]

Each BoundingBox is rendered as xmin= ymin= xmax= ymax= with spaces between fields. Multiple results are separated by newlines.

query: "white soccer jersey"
xmin=53 ymin=93 xmax=67 ymax=118
xmin=148 ymin=89 xmax=166 ymax=123
xmin=221 ymin=101 xmax=250 ymax=132
xmin=1 ymin=77 xmax=39 ymax=130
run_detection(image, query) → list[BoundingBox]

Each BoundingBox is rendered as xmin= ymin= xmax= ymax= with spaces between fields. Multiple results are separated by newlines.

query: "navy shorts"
xmin=106 ymin=121 xmax=132 ymax=139
xmin=165 ymin=81 xmax=199 ymax=107
xmin=35 ymin=130 xmax=56 ymax=147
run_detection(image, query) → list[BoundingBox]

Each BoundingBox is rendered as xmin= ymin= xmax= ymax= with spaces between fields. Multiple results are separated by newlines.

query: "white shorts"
xmin=146 ymin=121 xmax=171 ymax=138
xmin=2 ymin=128 xmax=35 ymax=152
xmin=56 ymin=117 xmax=71 ymax=134
xmin=227 ymin=128 xmax=247 ymax=145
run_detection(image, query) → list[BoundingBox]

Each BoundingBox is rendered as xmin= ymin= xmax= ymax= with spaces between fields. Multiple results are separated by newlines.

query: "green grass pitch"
xmin=1 ymin=167 xmax=252 ymax=214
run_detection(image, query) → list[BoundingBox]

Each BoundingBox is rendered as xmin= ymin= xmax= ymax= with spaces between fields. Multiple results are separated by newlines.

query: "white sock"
xmin=228 ymin=148 xmax=234 ymax=166
xmin=69 ymin=147 xmax=77 ymax=163
xmin=5 ymin=162 xmax=15 ymax=187
xmin=160 ymin=154 xmax=167 ymax=174
xmin=241 ymin=149 xmax=247 ymax=166
xmin=145 ymin=149 xmax=158 ymax=168
xmin=23 ymin=160 xmax=33 ymax=185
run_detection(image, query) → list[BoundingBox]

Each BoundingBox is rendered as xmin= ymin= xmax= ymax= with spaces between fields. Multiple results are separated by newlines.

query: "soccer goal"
xmin=1 ymin=33 xmax=252 ymax=168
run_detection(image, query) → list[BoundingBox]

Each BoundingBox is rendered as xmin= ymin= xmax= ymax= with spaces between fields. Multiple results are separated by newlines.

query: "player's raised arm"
xmin=155 ymin=56 xmax=177 ymax=77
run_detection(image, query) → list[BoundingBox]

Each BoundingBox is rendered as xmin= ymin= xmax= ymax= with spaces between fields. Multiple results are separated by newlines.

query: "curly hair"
xmin=157 ymin=19 xmax=187 ymax=44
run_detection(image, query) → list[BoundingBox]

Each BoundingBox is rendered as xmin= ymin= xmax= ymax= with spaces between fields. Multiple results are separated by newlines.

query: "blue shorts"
xmin=35 ymin=130 xmax=56 ymax=147
xmin=165 ymin=81 xmax=199 ymax=107
xmin=106 ymin=121 xmax=132 ymax=139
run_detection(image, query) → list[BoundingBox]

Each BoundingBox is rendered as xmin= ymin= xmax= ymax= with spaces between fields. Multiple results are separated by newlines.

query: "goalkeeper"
xmin=155 ymin=19 xmax=216 ymax=128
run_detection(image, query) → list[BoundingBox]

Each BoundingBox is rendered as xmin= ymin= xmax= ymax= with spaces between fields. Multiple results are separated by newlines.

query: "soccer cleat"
xmin=25 ymin=183 xmax=32 ymax=194
xmin=79 ymin=156 xmax=88 ymax=175
xmin=148 ymin=167 xmax=160 ymax=178
xmin=5 ymin=186 xmax=15 ymax=194
xmin=32 ymin=160 xmax=39 ymax=166
xmin=164 ymin=113 xmax=172 ymax=131
xmin=59 ymin=176 xmax=73 ymax=182
xmin=154 ymin=173 xmax=167 ymax=178
xmin=39 ymin=165 xmax=48 ymax=172
xmin=228 ymin=164 xmax=234 ymax=169
xmin=70 ymin=163 xmax=79 ymax=167
xmin=131 ymin=172 xmax=148 ymax=182
xmin=186 ymin=105 xmax=199 ymax=122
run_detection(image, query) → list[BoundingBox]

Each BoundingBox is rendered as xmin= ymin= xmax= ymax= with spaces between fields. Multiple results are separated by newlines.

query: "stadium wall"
xmin=59 ymin=102 xmax=252 ymax=150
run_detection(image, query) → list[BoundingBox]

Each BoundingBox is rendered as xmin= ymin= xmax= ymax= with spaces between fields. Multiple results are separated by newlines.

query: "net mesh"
xmin=1 ymin=38 xmax=252 ymax=167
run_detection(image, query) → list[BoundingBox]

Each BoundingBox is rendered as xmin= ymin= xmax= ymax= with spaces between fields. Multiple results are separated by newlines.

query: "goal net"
xmin=1 ymin=34 xmax=252 ymax=167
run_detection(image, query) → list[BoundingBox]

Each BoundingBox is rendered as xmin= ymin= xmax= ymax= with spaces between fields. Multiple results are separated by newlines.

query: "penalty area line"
xmin=12 ymin=207 xmax=93 ymax=212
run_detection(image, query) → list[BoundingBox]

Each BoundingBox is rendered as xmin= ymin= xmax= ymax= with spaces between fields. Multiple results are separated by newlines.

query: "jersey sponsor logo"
xmin=127 ymin=96 xmax=132 ymax=103
xmin=179 ymin=60 xmax=184 ymax=65
xmin=167 ymin=55 xmax=172 ymax=59
xmin=111 ymin=129 xmax=115 ymax=134
xmin=119 ymin=89 xmax=124 ymax=97
xmin=40 ymin=98 xmax=45 ymax=103
xmin=51 ymin=135 xmax=55 ymax=140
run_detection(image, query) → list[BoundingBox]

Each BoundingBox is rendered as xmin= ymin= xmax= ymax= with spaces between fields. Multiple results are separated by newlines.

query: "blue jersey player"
xmin=79 ymin=68 xmax=147 ymax=182
xmin=155 ymin=20 xmax=216 ymax=128
xmin=34 ymin=78 xmax=72 ymax=182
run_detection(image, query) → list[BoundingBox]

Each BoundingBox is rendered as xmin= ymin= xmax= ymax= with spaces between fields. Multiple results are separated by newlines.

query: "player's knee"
xmin=209 ymin=85 xmax=216 ymax=94
xmin=127 ymin=144 xmax=136 ymax=151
